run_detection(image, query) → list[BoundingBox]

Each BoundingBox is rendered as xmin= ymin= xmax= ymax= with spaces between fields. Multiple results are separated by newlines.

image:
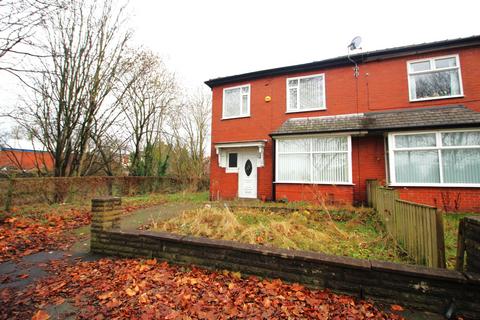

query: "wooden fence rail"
xmin=366 ymin=180 xmax=446 ymax=268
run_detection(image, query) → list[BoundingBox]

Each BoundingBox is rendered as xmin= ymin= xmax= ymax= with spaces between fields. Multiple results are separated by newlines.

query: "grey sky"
xmin=130 ymin=0 xmax=480 ymax=88
xmin=1 ymin=0 xmax=479 ymax=129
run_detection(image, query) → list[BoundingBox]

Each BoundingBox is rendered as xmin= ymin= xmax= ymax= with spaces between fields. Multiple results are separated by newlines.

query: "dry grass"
xmin=154 ymin=206 xmax=409 ymax=263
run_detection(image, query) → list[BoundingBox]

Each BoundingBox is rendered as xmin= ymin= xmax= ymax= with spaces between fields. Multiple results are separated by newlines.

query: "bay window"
xmin=223 ymin=84 xmax=250 ymax=119
xmin=388 ymin=130 xmax=480 ymax=186
xmin=276 ymin=135 xmax=351 ymax=184
xmin=407 ymin=55 xmax=463 ymax=101
xmin=286 ymin=74 xmax=326 ymax=112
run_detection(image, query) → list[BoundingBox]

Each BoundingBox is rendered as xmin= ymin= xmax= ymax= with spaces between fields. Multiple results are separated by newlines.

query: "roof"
xmin=271 ymin=105 xmax=480 ymax=136
xmin=205 ymin=35 xmax=480 ymax=88
xmin=0 ymin=139 xmax=47 ymax=152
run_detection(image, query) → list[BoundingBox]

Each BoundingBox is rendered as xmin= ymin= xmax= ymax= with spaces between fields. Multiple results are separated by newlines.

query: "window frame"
xmin=388 ymin=128 xmax=480 ymax=187
xmin=406 ymin=54 xmax=464 ymax=102
xmin=222 ymin=84 xmax=251 ymax=120
xmin=286 ymin=73 xmax=327 ymax=113
xmin=274 ymin=134 xmax=352 ymax=185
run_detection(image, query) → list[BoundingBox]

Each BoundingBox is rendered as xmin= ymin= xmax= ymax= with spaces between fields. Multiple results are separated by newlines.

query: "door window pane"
xmin=228 ymin=153 xmax=238 ymax=168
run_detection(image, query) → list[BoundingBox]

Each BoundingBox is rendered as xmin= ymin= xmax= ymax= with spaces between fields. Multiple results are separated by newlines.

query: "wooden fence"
xmin=366 ymin=180 xmax=446 ymax=268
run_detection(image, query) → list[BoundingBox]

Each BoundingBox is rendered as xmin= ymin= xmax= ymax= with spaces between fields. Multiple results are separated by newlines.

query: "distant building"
xmin=0 ymin=139 xmax=54 ymax=172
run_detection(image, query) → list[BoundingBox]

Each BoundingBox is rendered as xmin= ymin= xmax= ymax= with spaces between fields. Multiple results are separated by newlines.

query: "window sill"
xmin=409 ymin=94 xmax=464 ymax=103
xmin=226 ymin=168 xmax=238 ymax=173
xmin=274 ymin=181 xmax=354 ymax=186
xmin=221 ymin=115 xmax=250 ymax=120
xmin=389 ymin=183 xmax=480 ymax=188
xmin=286 ymin=108 xmax=326 ymax=114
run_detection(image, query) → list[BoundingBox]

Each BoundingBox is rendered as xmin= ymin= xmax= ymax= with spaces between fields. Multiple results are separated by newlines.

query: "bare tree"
xmin=0 ymin=0 xmax=58 ymax=69
xmin=119 ymin=50 xmax=177 ymax=176
xmin=168 ymin=89 xmax=211 ymax=188
xmin=13 ymin=0 xmax=132 ymax=177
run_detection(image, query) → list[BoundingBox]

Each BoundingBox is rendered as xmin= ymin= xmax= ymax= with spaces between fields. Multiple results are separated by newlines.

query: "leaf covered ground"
xmin=0 ymin=207 xmax=90 ymax=263
xmin=0 ymin=257 xmax=404 ymax=320
xmin=0 ymin=191 xmax=196 ymax=263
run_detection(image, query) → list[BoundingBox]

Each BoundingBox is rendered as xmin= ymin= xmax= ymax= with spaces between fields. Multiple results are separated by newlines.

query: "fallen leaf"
xmin=391 ymin=304 xmax=404 ymax=311
xmin=31 ymin=310 xmax=50 ymax=320
xmin=125 ymin=288 xmax=137 ymax=297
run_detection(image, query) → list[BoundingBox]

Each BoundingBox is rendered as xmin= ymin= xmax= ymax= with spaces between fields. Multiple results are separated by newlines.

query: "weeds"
xmin=153 ymin=207 xmax=409 ymax=263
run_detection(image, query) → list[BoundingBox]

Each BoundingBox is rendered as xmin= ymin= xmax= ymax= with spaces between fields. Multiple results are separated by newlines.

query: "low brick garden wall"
xmin=90 ymin=198 xmax=480 ymax=319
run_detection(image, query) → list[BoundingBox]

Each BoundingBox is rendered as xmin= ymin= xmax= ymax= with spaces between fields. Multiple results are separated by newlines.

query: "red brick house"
xmin=205 ymin=36 xmax=480 ymax=211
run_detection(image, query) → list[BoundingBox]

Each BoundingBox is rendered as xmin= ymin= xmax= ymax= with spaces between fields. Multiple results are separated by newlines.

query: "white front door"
xmin=238 ymin=152 xmax=257 ymax=199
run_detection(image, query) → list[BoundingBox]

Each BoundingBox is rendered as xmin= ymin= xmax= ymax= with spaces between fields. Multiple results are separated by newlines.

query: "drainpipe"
xmin=272 ymin=138 xmax=276 ymax=201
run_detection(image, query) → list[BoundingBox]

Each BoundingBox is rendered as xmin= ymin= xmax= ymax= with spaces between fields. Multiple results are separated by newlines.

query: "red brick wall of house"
xmin=209 ymin=46 xmax=480 ymax=210
xmin=396 ymin=187 xmax=480 ymax=212
xmin=0 ymin=150 xmax=54 ymax=171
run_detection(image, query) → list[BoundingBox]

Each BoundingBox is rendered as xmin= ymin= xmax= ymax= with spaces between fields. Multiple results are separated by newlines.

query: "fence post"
xmin=90 ymin=197 xmax=122 ymax=253
xmin=455 ymin=219 xmax=466 ymax=271
xmin=435 ymin=211 xmax=446 ymax=269
xmin=4 ymin=176 xmax=15 ymax=212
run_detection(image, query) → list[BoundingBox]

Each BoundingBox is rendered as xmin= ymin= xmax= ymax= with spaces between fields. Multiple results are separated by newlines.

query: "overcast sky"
xmin=129 ymin=0 xmax=480 ymax=88
xmin=1 ymin=0 xmax=479 ymax=129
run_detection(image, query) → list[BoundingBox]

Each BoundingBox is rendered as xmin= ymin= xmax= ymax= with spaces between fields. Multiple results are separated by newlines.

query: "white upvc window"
xmin=388 ymin=129 xmax=480 ymax=187
xmin=275 ymin=135 xmax=352 ymax=184
xmin=286 ymin=73 xmax=326 ymax=113
xmin=222 ymin=84 xmax=250 ymax=119
xmin=407 ymin=54 xmax=463 ymax=102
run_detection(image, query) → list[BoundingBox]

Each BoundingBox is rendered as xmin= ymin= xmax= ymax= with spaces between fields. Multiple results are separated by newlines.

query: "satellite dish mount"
xmin=347 ymin=36 xmax=362 ymax=78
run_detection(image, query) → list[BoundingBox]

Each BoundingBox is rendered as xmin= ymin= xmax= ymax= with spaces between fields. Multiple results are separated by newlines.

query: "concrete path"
xmin=0 ymin=202 xmax=201 ymax=292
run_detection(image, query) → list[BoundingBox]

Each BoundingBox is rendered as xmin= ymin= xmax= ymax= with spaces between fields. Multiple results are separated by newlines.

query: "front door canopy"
xmin=214 ymin=140 xmax=266 ymax=169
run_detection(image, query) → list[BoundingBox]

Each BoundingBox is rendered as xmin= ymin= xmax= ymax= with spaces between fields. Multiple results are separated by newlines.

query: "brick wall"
xmin=210 ymin=46 xmax=480 ymax=209
xmin=89 ymin=199 xmax=480 ymax=318
xmin=396 ymin=187 xmax=480 ymax=212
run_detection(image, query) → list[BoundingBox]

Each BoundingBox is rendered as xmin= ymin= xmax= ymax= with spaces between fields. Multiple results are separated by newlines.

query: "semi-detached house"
xmin=205 ymin=36 xmax=480 ymax=211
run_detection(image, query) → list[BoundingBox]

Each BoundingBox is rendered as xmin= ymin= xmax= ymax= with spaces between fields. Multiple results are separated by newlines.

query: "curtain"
xmin=299 ymin=76 xmax=323 ymax=109
xmin=277 ymin=153 xmax=310 ymax=182
xmin=395 ymin=150 xmax=440 ymax=183
xmin=224 ymin=88 xmax=241 ymax=117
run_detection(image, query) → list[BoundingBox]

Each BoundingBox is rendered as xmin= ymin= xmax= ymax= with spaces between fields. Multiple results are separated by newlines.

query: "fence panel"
xmin=366 ymin=180 xmax=446 ymax=268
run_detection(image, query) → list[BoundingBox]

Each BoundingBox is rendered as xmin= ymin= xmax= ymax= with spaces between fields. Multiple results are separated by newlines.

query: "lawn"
xmin=151 ymin=205 xmax=412 ymax=264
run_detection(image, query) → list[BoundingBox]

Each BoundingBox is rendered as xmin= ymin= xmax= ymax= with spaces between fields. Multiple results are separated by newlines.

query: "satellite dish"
xmin=348 ymin=36 xmax=362 ymax=50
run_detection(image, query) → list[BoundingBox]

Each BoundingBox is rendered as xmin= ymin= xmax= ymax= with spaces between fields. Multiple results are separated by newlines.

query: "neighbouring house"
xmin=0 ymin=139 xmax=54 ymax=173
xmin=205 ymin=36 xmax=480 ymax=211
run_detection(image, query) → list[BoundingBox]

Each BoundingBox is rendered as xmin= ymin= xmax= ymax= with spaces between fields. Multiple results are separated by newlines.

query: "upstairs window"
xmin=286 ymin=74 xmax=326 ymax=112
xmin=223 ymin=84 xmax=250 ymax=119
xmin=407 ymin=55 xmax=463 ymax=101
